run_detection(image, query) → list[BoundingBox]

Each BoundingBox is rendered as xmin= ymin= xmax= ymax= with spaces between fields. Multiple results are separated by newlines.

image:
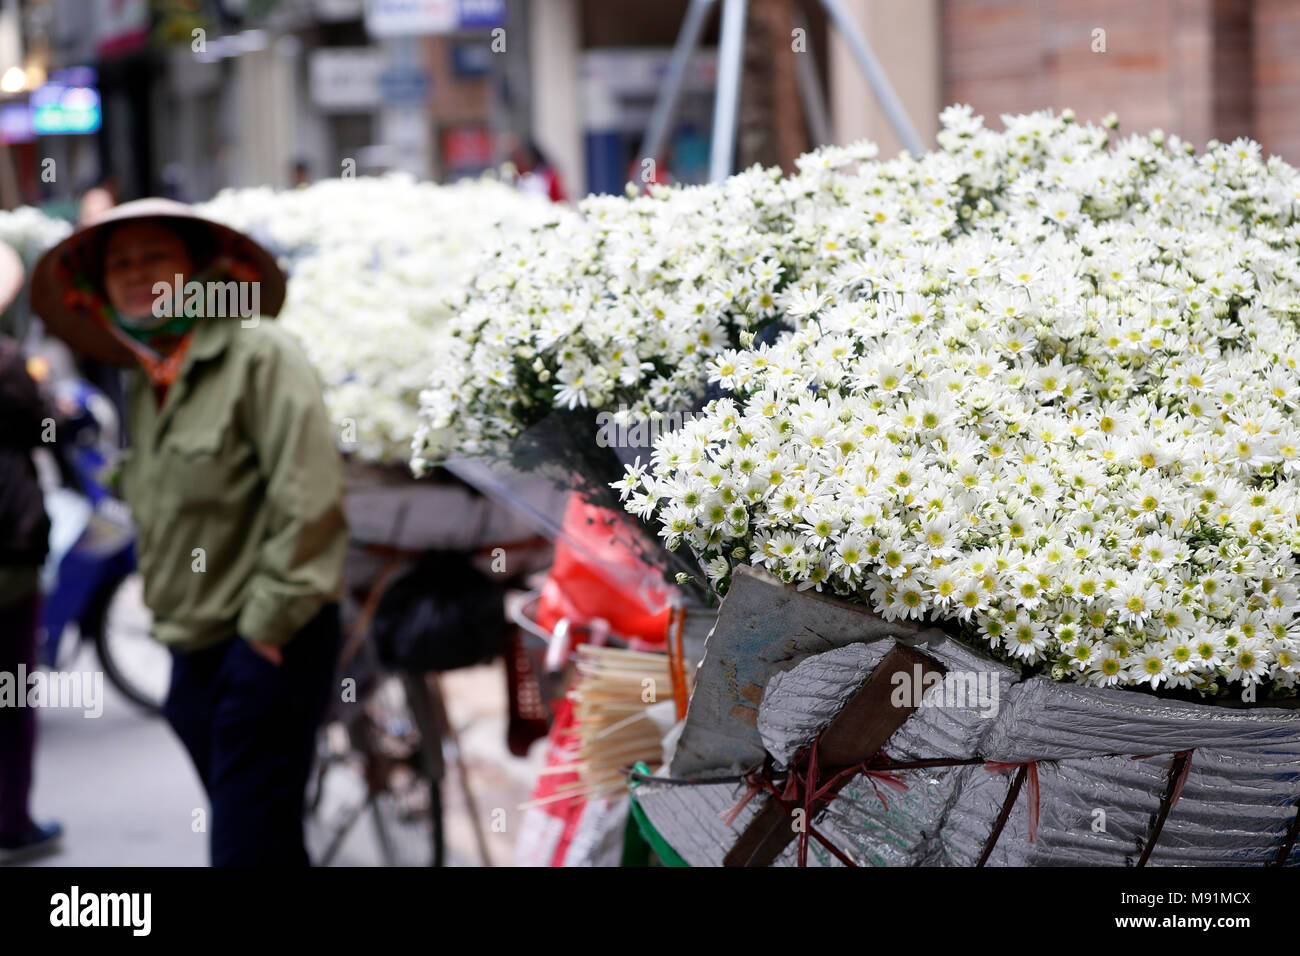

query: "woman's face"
xmin=102 ymin=221 xmax=193 ymax=322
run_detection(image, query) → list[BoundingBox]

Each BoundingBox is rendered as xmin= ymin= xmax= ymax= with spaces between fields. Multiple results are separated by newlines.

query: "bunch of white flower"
xmin=413 ymin=145 xmax=896 ymax=464
xmin=619 ymin=107 xmax=1300 ymax=698
xmin=201 ymin=174 xmax=558 ymax=464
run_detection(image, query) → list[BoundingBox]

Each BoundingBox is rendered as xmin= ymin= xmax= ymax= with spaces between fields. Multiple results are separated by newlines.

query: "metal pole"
xmin=792 ymin=5 xmax=831 ymax=148
xmin=638 ymin=0 xmax=717 ymax=167
xmin=816 ymin=0 xmax=924 ymax=155
xmin=709 ymin=0 xmax=748 ymax=182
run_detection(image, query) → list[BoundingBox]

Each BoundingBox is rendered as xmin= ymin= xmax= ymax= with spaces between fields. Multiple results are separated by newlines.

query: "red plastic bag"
xmin=533 ymin=494 xmax=672 ymax=649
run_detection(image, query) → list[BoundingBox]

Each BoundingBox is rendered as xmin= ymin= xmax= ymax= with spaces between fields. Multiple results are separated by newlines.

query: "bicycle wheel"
xmin=306 ymin=675 xmax=441 ymax=866
xmin=92 ymin=573 xmax=170 ymax=713
xmin=366 ymin=674 xmax=442 ymax=866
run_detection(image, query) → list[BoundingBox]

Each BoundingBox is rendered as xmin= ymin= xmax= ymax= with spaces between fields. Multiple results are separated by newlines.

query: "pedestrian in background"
xmin=509 ymin=137 xmax=568 ymax=203
xmin=31 ymin=200 xmax=348 ymax=866
xmin=76 ymin=175 xmax=120 ymax=228
xmin=0 ymin=241 xmax=61 ymax=864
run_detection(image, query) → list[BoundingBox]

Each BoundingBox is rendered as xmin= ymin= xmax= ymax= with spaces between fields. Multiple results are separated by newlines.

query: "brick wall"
xmin=1254 ymin=0 xmax=1300 ymax=161
xmin=941 ymin=0 xmax=1300 ymax=161
xmin=1213 ymin=0 xmax=1254 ymax=142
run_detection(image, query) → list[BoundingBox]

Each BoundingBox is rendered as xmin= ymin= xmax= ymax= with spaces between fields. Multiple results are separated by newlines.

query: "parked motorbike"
xmin=30 ymin=350 xmax=168 ymax=713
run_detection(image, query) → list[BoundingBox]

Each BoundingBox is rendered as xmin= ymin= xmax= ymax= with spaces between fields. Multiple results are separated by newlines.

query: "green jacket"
xmin=121 ymin=316 xmax=348 ymax=652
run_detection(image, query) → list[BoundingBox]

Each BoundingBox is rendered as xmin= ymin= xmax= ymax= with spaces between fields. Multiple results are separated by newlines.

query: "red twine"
xmin=985 ymin=761 xmax=1041 ymax=843
xmin=719 ymin=742 xmax=1040 ymax=866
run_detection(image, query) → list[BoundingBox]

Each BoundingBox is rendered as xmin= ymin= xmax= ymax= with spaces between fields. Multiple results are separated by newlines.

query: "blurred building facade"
xmin=942 ymin=0 xmax=1299 ymax=160
xmin=0 ymin=0 xmax=1297 ymax=211
xmin=1 ymin=0 xmax=519 ymax=206
xmin=528 ymin=0 xmax=1300 ymax=196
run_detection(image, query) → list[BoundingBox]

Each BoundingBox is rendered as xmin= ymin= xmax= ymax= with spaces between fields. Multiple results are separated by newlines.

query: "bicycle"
xmin=305 ymin=536 xmax=552 ymax=867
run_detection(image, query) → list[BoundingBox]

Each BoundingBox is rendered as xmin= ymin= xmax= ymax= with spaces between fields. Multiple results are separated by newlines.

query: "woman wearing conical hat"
xmin=31 ymin=200 xmax=348 ymax=866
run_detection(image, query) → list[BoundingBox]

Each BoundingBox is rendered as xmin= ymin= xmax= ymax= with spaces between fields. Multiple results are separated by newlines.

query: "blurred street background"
xmin=0 ymin=0 xmax=1296 ymax=211
xmin=4 ymin=0 xmax=1300 ymax=870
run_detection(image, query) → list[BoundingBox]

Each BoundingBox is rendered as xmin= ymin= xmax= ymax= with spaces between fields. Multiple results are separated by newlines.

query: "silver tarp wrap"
xmin=636 ymin=566 xmax=1300 ymax=866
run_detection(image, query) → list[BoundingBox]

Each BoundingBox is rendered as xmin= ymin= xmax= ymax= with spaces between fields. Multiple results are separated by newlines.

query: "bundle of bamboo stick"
xmin=528 ymin=645 xmax=677 ymax=806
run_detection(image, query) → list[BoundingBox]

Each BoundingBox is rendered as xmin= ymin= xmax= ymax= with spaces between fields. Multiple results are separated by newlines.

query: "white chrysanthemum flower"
xmin=614 ymin=109 xmax=1300 ymax=697
xmin=200 ymin=175 xmax=560 ymax=464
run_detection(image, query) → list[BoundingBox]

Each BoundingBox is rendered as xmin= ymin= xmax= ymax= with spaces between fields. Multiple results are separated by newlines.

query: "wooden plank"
xmin=723 ymin=643 xmax=946 ymax=867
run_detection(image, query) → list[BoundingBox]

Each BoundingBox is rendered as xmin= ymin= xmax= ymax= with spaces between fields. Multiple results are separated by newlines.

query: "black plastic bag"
xmin=371 ymin=552 xmax=506 ymax=673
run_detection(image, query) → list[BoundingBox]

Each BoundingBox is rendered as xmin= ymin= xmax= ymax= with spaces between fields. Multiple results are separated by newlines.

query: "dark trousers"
xmin=0 ymin=592 xmax=38 ymax=839
xmin=162 ymin=604 xmax=341 ymax=866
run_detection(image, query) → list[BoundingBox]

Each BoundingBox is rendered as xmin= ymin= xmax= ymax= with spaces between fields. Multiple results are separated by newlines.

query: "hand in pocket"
xmin=242 ymin=638 xmax=284 ymax=667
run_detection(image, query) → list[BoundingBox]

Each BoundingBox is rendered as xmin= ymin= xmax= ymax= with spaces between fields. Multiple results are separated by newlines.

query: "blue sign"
xmin=31 ymin=82 xmax=101 ymax=135
xmin=0 ymin=103 xmax=33 ymax=144
xmin=457 ymin=0 xmax=504 ymax=29
xmin=451 ymin=40 xmax=492 ymax=77
xmin=50 ymin=66 xmax=98 ymax=87
xmin=379 ymin=66 xmax=431 ymax=104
